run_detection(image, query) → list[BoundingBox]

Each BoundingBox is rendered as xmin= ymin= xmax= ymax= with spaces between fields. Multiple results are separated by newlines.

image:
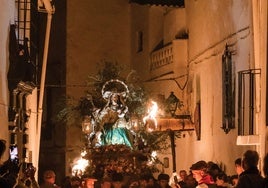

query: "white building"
xmin=0 ymin=0 xmax=267 ymax=183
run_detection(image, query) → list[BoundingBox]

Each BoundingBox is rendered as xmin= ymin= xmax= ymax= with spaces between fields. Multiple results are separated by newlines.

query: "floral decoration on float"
xmin=56 ymin=62 xmax=173 ymax=181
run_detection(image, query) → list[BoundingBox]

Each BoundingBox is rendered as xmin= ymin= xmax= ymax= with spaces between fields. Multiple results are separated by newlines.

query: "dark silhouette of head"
xmin=242 ymin=150 xmax=259 ymax=170
xmin=0 ymin=139 xmax=6 ymax=158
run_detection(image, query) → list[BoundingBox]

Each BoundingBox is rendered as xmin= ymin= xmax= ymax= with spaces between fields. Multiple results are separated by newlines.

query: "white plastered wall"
xmin=0 ymin=0 xmax=16 ymax=160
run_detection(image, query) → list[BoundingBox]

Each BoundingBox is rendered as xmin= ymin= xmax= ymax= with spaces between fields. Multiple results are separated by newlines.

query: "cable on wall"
xmin=188 ymin=26 xmax=250 ymax=66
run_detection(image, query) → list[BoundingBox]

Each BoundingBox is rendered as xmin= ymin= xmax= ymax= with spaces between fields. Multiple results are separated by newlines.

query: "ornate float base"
xmin=84 ymin=144 xmax=159 ymax=180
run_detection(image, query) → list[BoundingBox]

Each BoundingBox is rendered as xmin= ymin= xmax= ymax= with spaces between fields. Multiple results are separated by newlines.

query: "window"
xmin=238 ymin=69 xmax=261 ymax=135
xmin=222 ymin=45 xmax=235 ymax=133
xmin=136 ymin=31 xmax=143 ymax=52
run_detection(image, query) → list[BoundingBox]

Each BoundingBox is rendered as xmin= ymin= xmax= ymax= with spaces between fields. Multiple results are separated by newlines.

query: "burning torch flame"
xmin=148 ymin=151 xmax=157 ymax=166
xmin=72 ymin=155 xmax=89 ymax=177
xmin=143 ymin=101 xmax=158 ymax=132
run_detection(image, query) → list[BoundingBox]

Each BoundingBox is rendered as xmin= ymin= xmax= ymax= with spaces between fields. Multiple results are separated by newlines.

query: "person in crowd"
xmin=128 ymin=176 xmax=139 ymax=188
xmin=178 ymin=170 xmax=187 ymax=188
xmin=147 ymin=174 xmax=157 ymax=188
xmin=0 ymin=139 xmax=20 ymax=187
xmin=207 ymin=161 xmax=222 ymax=182
xmin=15 ymin=163 xmax=39 ymax=188
xmin=70 ymin=176 xmax=81 ymax=188
xmin=169 ymin=171 xmax=183 ymax=188
xmin=111 ymin=172 xmax=124 ymax=188
xmin=128 ymin=181 xmax=139 ymax=188
xmin=229 ymin=175 xmax=238 ymax=187
xmin=214 ymin=171 xmax=232 ymax=188
xmin=40 ymin=170 xmax=60 ymax=188
xmin=184 ymin=173 xmax=197 ymax=188
xmin=190 ymin=160 xmax=216 ymax=188
xmin=82 ymin=177 xmax=97 ymax=188
xmin=138 ymin=174 xmax=150 ymax=188
xmin=156 ymin=173 xmax=171 ymax=188
xmin=60 ymin=176 xmax=72 ymax=188
xmin=234 ymin=158 xmax=244 ymax=177
xmin=236 ymin=150 xmax=264 ymax=188
xmin=99 ymin=177 xmax=112 ymax=188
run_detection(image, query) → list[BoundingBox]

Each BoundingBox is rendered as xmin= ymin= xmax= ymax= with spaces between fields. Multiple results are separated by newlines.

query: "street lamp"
xmin=166 ymin=92 xmax=182 ymax=117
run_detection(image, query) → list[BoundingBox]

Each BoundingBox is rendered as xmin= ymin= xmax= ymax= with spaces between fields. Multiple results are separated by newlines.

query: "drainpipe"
xmin=36 ymin=0 xmax=54 ymax=175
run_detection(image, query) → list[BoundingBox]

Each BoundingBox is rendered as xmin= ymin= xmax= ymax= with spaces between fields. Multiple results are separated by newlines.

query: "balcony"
xmin=150 ymin=39 xmax=188 ymax=79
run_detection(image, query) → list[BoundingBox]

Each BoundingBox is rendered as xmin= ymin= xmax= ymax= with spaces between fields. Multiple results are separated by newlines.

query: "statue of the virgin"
xmin=91 ymin=79 xmax=133 ymax=147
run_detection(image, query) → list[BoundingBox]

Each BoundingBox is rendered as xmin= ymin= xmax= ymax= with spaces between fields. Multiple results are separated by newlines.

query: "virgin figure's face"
xmin=111 ymin=94 xmax=119 ymax=104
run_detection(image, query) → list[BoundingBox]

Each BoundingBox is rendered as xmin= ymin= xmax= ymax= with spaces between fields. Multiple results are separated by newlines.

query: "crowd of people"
xmin=2 ymin=136 xmax=268 ymax=188
xmin=86 ymin=150 xmax=268 ymax=188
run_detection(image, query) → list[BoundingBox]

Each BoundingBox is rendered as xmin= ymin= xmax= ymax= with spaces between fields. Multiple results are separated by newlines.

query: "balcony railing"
xmin=149 ymin=40 xmax=188 ymax=78
xmin=150 ymin=44 xmax=174 ymax=71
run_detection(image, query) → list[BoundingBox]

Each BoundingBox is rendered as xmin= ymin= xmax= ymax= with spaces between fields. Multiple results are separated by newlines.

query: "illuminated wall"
xmin=0 ymin=0 xmax=16 ymax=159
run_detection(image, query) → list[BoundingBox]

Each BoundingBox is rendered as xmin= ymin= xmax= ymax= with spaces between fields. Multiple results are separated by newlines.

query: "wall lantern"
xmin=81 ymin=115 xmax=93 ymax=134
xmin=163 ymin=157 xmax=169 ymax=168
xmin=166 ymin=92 xmax=182 ymax=117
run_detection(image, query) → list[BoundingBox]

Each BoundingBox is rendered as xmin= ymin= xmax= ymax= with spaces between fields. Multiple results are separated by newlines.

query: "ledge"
xmin=236 ymin=135 xmax=260 ymax=145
